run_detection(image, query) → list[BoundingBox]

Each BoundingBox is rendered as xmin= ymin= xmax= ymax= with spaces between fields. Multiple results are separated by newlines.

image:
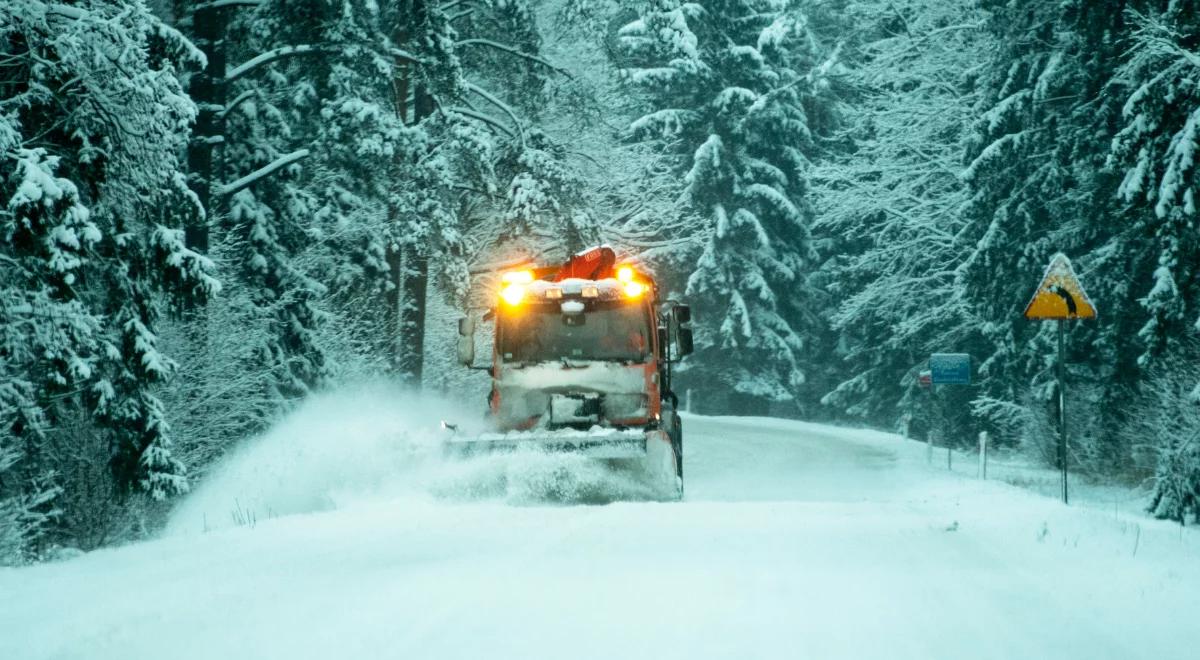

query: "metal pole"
xmin=926 ymin=384 xmax=934 ymax=465
xmin=979 ymin=431 xmax=988 ymax=480
xmin=1058 ymin=319 xmax=1068 ymax=504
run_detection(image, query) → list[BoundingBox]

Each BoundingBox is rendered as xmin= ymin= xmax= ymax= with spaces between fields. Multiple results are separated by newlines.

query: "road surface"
xmin=1 ymin=407 xmax=1196 ymax=660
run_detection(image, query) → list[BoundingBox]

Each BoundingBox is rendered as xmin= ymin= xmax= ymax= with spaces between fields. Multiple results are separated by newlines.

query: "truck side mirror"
xmin=658 ymin=327 xmax=669 ymax=353
xmin=677 ymin=327 xmax=694 ymax=357
xmin=674 ymin=305 xmax=692 ymax=325
xmin=456 ymin=316 xmax=476 ymax=366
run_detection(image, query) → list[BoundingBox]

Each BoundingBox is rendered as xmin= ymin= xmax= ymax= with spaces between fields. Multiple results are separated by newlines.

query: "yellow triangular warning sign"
xmin=1023 ymin=253 xmax=1097 ymax=320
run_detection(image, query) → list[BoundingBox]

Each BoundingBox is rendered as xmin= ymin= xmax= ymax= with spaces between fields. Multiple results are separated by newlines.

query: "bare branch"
xmin=455 ymin=39 xmax=573 ymax=79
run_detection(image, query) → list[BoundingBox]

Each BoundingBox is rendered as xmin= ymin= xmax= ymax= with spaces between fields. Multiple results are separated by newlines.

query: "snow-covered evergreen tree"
xmin=813 ymin=0 xmax=992 ymax=431
xmin=948 ymin=0 xmax=1139 ymax=462
xmin=1121 ymin=345 xmax=1200 ymax=523
xmin=1 ymin=0 xmax=216 ymax=558
xmin=1109 ymin=5 xmax=1200 ymax=365
xmin=617 ymin=0 xmax=842 ymax=408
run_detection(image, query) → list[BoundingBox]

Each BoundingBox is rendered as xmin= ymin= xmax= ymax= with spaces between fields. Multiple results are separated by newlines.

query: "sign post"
xmin=1023 ymin=253 xmax=1096 ymax=504
xmin=918 ymin=370 xmax=933 ymax=463
xmin=927 ymin=354 xmax=971 ymax=469
xmin=979 ymin=431 xmax=988 ymax=480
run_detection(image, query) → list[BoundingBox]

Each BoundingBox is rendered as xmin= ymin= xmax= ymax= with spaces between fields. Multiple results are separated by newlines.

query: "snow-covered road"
xmin=2 ymin=411 xmax=1197 ymax=660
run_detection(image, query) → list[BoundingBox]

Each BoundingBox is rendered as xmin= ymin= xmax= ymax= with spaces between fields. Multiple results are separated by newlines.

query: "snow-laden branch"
xmin=463 ymin=81 xmax=523 ymax=136
xmin=226 ymin=45 xmax=324 ymax=81
xmin=29 ymin=2 xmax=85 ymax=20
xmin=226 ymin=44 xmax=420 ymax=82
xmin=391 ymin=48 xmax=420 ymax=64
xmin=449 ymin=107 xmax=516 ymax=137
xmin=455 ymin=39 xmax=573 ymax=78
xmin=194 ymin=0 xmax=264 ymax=9
xmin=218 ymin=89 xmax=257 ymax=118
xmin=216 ymin=149 xmax=310 ymax=197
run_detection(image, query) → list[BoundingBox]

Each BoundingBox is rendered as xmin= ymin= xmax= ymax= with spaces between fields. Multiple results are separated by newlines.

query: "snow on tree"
xmin=944 ymin=0 xmax=1142 ymax=463
xmin=812 ymin=0 xmax=992 ymax=429
xmin=617 ymin=0 xmax=842 ymax=407
xmin=1109 ymin=5 xmax=1200 ymax=366
xmin=1 ymin=0 xmax=217 ymax=557
xmin=1120 ymin=346 xmax=1200 ymax=524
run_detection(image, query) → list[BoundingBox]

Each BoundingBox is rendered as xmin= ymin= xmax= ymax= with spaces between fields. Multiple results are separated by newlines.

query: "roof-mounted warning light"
xmin=615 ymin=265 xmax=645 ymax=297
xmin=499 ymin=270 xmax=534 ymax=306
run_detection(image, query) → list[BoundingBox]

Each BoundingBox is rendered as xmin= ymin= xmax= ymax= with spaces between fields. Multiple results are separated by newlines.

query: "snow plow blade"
xmin=445 ymin=427 xmax=648 ymax=459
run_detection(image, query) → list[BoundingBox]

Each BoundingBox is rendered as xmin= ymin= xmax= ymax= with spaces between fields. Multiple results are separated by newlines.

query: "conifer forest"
xmin=3 ymin=0 xmax=1200 ymax=563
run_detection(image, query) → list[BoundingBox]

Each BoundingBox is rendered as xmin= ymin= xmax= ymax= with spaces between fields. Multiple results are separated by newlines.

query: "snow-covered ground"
xmin=2 ymin=395 xmax=1197 ymax=660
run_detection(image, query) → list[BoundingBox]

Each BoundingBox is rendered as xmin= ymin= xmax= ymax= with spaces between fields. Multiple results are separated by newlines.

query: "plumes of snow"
xmin=166 ymin=383 xmax=672 ymax=535
xmin=165 ymin=385 xmax=464 ymax=534
xmin=424 ymin=448 xmax=664 ymax=504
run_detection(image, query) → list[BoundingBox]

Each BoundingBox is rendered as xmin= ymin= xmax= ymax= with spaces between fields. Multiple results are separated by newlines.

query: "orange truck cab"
xmin=453 ymin=246 xmax=693 ymax=496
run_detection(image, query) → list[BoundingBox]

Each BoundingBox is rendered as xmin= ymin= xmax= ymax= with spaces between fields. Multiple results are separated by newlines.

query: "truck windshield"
xmin=498 ymin=301 xmax=651 ymax=364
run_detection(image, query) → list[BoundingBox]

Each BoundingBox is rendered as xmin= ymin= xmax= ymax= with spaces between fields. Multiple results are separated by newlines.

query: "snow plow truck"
xmin=452 ymin=245 xmax=693 ymax=499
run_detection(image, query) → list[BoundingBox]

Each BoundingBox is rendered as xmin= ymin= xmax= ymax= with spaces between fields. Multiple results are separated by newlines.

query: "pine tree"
xmin=813 ymin=0 xmax=992 ymax=430
xmin=1107 ymin=3 xmax=1200 ymax=510
xmin=948 ymin=0 xmax=1137 ymax=460
xmin=1109 ymin=4 xmax=1200 ymax=365
xmin=1 ymin=0 xmax=216 ymax=560
xmin=617 ymin=0 xmax=842 ymax=408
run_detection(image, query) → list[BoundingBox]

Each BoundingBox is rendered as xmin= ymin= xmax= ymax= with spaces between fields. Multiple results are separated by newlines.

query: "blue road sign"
xmin=930 ymin=353 xmax=971 ymax=385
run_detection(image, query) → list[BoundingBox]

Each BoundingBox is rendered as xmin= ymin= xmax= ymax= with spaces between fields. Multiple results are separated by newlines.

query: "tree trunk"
xmin=386 ymin=0 xmax=434 ymax=385
xmin=185 ymin=4 xmax=227 ymax=253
